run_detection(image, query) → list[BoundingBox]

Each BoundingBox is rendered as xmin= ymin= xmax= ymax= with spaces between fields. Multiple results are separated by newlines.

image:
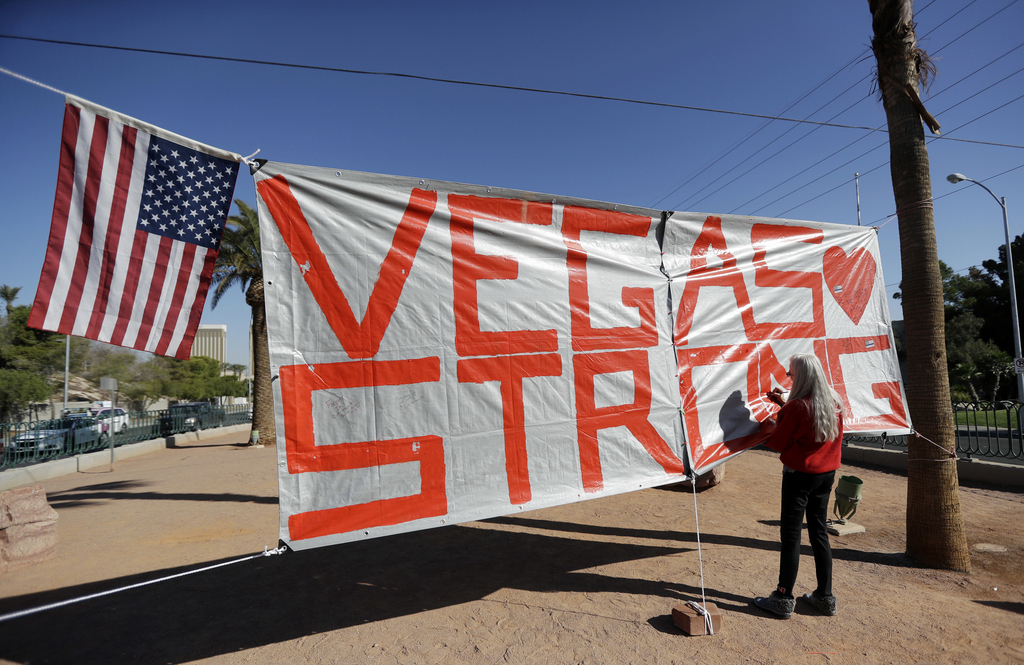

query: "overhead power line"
xmin=680 ymin=1 xmax=1024 ymax=215
xmin=2 ymin=33 xmax=1022 ymax=152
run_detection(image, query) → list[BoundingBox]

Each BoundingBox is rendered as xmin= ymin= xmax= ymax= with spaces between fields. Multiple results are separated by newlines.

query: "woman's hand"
xmin=766 ymin=387 xmax=786 ymax=407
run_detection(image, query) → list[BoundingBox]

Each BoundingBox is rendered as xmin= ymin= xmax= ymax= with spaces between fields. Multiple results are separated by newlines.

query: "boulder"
xmin=0 ymin=485 xmax=58 ymax=574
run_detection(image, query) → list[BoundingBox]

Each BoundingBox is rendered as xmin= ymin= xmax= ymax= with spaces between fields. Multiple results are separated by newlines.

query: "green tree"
xmin=944 ymin=313 xmax=1001 ymax=401
xmin=0 ymin=368 xmax=49 ymax=422
xmin=0 ymin=306 xmax=67 ymax=419
xmin=211 ymin=200 xmax=273 ymax=445
xmin=870 ymin=0 xmax=970 ymax=571
xmin=120 ymin=357 xmax=168 ymax=411
xmin=976 ymin=234 xmax=1024 ymax=355
xmin=0 ymin=285 xmax=21 ymax=321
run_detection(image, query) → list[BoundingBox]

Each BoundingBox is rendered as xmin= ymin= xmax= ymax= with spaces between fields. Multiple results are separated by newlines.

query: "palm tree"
xmin=0 ymin=284 xmax=21 ymax=321
xmin=869 ymin=0 xmax=970 ymax=571
xmin=211 ymin=200 xmax=274 ymax=445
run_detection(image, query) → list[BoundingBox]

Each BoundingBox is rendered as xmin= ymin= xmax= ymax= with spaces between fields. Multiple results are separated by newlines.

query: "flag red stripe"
xmin=58 ymin=115 xmax=109 ymax=333
xmin=85 ymin=126 xmax=137 ymax=340
xmin=154 ymin=242 xmax=198 ymax=356
xmin=28 ymin=105 xmax=81 ymax=330
xmin=108 ymin=228 xmax=150 ymax=348
xmin=134 ymin=235 xmax=173 ymax=349
xmin=173 ymin=248 xmax=219 ymax=359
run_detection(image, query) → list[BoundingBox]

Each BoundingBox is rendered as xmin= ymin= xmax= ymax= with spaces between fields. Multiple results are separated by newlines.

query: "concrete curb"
xmin=0 ymin=424 xmax=252 ymax=492
xmin=842 ymin=443 xmax=1024 ymax=487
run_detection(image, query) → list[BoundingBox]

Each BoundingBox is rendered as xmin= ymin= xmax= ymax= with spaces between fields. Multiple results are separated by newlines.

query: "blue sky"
xmin=1 ymin=0 xmax=1022 ymax=369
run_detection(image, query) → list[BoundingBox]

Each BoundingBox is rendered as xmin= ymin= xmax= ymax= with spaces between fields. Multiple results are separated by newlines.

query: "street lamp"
xmin=947 ymin=173 xmax=1023 ymax=402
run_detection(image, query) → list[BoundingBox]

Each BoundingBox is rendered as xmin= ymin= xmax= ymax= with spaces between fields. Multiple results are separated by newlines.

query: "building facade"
xmin=191 ymin=324 xmax=227 ymax=366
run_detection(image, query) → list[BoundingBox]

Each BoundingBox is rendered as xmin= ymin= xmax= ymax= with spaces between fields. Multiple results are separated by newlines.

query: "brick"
xmin=672 ymin=601 xmax=723 ymax=636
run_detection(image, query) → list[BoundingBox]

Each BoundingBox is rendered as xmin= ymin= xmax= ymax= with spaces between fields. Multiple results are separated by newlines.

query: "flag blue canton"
xmin=138 ymin=135 xmax=238 ymax=250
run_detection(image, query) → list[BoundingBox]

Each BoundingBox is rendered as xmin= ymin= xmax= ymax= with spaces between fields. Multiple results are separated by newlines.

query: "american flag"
xmin=28 ymin=96 xmax=241 ymax=359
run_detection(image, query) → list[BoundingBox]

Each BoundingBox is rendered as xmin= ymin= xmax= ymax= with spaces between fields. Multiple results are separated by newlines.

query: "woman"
xmin=754 ymin=353 xmax=843 ymax=619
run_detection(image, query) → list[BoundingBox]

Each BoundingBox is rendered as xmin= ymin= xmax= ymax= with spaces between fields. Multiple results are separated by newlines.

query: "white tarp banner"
xmin=253 ymin=163 xmax=909 ymax=551
xmin=664 ymin=212 xmax=909 ymax=474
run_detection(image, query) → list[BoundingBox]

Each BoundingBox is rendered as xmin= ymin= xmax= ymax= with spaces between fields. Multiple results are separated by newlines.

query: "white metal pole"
xmin=855 ymin=173 xmax=862 ymax=226
xmin=63 ymin=335 xmax=70 ymax=414
xmin=998 ymin=196 xmax=1024 ymax=402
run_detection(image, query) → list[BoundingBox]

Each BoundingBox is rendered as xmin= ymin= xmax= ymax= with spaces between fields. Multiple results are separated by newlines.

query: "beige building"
xmin=191 ymin=324 xmax=227 ymax=366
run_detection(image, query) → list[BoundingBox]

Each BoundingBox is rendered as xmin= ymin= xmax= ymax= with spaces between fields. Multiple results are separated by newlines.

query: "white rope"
xmin=907 ymin=427 xmax=958 ymax=462
xmin=690 ymin=474 xmax=714 ymax=635
xmin=241 ymin=148 xmax=261 ymax=166
xmin=0 ymin=66 xmax=69 ymax=96
xmin=0 ymin=545 xmax=286 ymax=623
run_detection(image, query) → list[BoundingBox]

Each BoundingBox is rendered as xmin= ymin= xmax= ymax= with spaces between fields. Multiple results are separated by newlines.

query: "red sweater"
xmin=765 ymin=396 xmax=843 ymax=474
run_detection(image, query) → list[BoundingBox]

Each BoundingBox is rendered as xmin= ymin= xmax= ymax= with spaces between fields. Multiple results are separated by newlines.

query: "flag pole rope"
xmin=0 ymin=66 xmax=68 ymax=96
xmin=0 ymin=546 xmax=286 ymax=623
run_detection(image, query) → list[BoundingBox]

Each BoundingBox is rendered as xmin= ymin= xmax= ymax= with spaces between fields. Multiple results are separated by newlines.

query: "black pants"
xmin=777 ymin=469 xmax=835 ymax=598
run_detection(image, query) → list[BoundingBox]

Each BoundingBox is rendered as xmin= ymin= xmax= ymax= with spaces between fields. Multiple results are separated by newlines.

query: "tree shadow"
xmin=973 ymin=600 xmax=1024 ymax=615
xmin=0 ymin=525 xmax=698 ymax=664
xmin=487 ymin=515 xmax=916 ymax=568
xmin=46 ymin=481 xmax=277 ymax=509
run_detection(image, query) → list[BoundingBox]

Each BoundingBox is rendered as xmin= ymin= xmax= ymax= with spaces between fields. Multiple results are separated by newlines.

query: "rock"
xmin=0 ymin=486 xmax=59 ymax=574
xmin=670 ymin=464 xmax=726 ymax=492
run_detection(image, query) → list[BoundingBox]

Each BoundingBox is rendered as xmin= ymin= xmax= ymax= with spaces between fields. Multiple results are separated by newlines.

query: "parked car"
xmin=160 ymin=402 xmax=223 ymax=435
xmin=9 ymin=416 xmax=105 ymax=455
xmin=90 ymin=407 xmax=129 ymax=434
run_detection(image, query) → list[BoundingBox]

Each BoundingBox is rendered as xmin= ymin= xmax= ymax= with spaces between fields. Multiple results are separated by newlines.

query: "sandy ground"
xmin=0 ymin=430 xmax=1022 ymax=665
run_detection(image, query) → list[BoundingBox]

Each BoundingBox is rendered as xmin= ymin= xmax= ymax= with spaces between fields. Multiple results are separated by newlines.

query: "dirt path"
xmin=1 ymin=432 xmax=1022 ymax=664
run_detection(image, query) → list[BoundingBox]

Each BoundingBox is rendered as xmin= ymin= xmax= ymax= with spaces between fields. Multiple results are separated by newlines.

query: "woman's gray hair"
xmin=788 ymin=353 xmax=843 ymax=441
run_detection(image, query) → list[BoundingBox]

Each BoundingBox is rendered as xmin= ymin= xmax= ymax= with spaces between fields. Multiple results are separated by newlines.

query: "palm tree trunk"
xmin=247 ymin=278 xmax=276 ymax=445
xmin=870 ymin=0 xmax=970 ymax=571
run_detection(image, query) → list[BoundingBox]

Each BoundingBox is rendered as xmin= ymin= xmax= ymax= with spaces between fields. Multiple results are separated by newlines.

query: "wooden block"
xmin=672 ymin=601 xmax=722 ymax=636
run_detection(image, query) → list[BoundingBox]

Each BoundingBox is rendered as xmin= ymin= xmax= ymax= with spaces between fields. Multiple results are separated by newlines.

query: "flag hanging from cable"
xmin=28 ymin=95 xmax=242 ymax=358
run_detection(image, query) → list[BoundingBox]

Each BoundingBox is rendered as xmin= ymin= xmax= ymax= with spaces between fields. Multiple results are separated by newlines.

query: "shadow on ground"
xmin=489 ymin=515 xmax=916 ymax=568
xmin=0 ymin=524 xmax=689 ymax=664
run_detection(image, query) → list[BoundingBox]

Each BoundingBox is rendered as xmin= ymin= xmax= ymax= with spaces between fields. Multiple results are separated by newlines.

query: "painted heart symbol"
xmin=823 ymin=246 xmax=876 ymax=325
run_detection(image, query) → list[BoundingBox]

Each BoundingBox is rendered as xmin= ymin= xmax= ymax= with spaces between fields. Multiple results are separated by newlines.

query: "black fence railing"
xmin=843 ymin=400 xmax=1024 ymax=461
xmin=0 ymin=404 xmax=252 ymax=470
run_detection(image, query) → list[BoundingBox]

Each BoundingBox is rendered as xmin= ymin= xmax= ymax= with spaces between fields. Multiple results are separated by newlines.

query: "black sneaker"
xmin=800 ymin=591 xmax=837 ymax=616
xmin=753 ymin=591 xmax=795 ymax=618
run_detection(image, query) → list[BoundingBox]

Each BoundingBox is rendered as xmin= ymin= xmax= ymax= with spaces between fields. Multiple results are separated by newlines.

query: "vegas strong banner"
xmin=253 ymin=163 xmax=909 ymax=551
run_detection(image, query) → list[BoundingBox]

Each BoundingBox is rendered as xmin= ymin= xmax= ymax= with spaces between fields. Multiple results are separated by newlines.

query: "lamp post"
xmin=947 ymin=173 xmax=1023 ymax=402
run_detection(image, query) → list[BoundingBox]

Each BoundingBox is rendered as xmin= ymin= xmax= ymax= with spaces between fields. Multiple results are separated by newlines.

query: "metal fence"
xmin=0 ymin=404 xmax=252 ymax=470
xmin=843 ymin=400 xmax=1024 ymax=461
